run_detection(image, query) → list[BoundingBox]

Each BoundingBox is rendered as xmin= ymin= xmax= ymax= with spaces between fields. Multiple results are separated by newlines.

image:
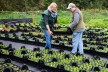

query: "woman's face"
xmin=51 ymin=5 xmax=57 ymax=13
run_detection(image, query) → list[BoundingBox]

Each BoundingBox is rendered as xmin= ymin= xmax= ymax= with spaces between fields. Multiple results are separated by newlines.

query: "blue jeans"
xmin=71 ymin=30 xmax=84 ymax=54
xmin=43 ymin=30 xmax=51 ymax=49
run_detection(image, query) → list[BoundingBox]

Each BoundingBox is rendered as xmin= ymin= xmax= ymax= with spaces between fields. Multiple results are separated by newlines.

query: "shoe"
xmin=45 ymin=47 xmax=52 ymax=50
xmin=76 ymin=53 xmax=84 ymax=56
xmin=80 ymin=54 xmax=84 ymax=56
xmin=70 ymin=52 xmax=76 ymax=55
xmin=45 ymin=47 xmax=49 ymax=50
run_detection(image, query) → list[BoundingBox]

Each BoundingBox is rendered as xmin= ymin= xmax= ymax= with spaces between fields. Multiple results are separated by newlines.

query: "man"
xmin=67 ymin=3 xmax=85 ymax=55
xmin=40 ymin=2 xmax=58 ymax=49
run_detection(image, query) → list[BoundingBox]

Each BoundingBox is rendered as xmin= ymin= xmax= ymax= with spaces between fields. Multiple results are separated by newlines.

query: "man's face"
xmin=69 ymin=7 xmax=76 ymax=12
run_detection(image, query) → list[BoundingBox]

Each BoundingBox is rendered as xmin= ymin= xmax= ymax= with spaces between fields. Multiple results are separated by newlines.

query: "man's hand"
xmin=67 ymin=27 xmax=71 ymax=31
xmin=67 ymin=27 xmax=73 ymax=34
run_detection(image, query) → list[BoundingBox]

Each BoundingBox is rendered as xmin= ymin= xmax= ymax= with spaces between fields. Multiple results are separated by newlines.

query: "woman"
xmin=40 ymin=2 xmax=58 ymax=49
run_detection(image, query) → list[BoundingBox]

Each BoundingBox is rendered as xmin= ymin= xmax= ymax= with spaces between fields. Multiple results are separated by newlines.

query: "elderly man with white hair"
xmin=67 ymin=3 xmax=85 ymax=55
xmin=40 ymin=2 xmax=58 ymax=49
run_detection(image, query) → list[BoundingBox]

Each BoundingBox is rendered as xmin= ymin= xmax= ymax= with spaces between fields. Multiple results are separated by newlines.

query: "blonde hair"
xmin=48 ymin=2 xmax=57 ymax=11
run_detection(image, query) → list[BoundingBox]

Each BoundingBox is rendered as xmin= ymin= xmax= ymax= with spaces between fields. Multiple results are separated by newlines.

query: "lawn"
xmin=0 ymin=9 xmax=108 ymax=28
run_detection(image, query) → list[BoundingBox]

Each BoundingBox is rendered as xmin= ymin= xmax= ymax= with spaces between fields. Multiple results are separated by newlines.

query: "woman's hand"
xmin=46 ymin=24 xmax=53 ymax=35
xmin=48 ymin=30 xmax=53 ymax=35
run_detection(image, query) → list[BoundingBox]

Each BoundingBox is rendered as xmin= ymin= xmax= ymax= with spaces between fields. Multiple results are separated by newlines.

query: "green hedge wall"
xmin=0 ymin=0 xmax=108 ymax=11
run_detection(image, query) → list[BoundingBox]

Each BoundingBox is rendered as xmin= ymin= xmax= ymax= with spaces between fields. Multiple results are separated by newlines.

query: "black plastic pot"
xmin=24 ymin=28 xmax=28 ymax=32
xmin=20 ymin=46 xmax=26 ymax=49
xmin=33 ymin=47 xmax=40 ymax=51
xmin=68 ymin=41 xmax=71 ymax=45
xmin=13 ymin=33 xmax=16 ymax=37
xmin=21 ymin=50 xmax=28 ymax=54
xmin=21 ymin=64 xmax=29 ymax=70
xmin=0 ymin=42 xmax=3 ymax=45
xmin=15 ymin=36 xmax=18 ymax=39
xmin=82 ymin=58 xmax=90 ymax=63
xmin=0 ymin=49 xmax=3 ymax=54
xmin=83 ymin=44 xmax=87 ymax=47
xmin=35 ymin=38 xmax=39 ymax=43
xmin=47 ymin=50 xmax=53 ymax=55
xmin=57 ymin=64 xmax=65 ymax=72
xmin=57 ymin=37 xmax=62 ymax=41
xmin=64 ymin=35 xmax=67 ymax=38
xmin=79 ymin=70 xmax=86 ymax=72
xmin=3 ymin=67 xmax=14 ymax=72
xmin=68 ymin=38 xmax=71 ymax=41
xmin=5 ymin=33 xmax=9 ymax=38
xmin=38 ymin=59 xmax=45 ymax=69
xmin=100 ymin=32 xmax=104 ymax=36
xmin=90 ymin=47 xmax=96 ymax=51
xmin=36 ymin=53 xmax=43 ymax=57
xmin=59 ymin=49 xmax=64 ymax=53
xmin=93 ymin=55 xmax=100 ymax=60
xmin=51 ymin=57 xmax=58 ymax=62
xmin=0 ymin=44 xmax=3 ymax=48
xmin=59 ymin=42 xmax=64 ymax=46
xmin=91 ymin=66 xmax=101 ymax=71
xmin=70 ymin=62 xmax=78 ymax=67
xmin=98 ymin=45 xmax=104 ymax=50
xmin=41 ymin=69 xmax=48 ymax=72
xmin=104 ymin=63 xmax=108 ymax=68
xmin=23 ymin=55 xmax=29 ymax=60
xmin=55 ymin=39 xmax=59 ymax=43
xmin=4 ymin=58 xmax=11 ymax=63
xmin=64 ymin=54 xmax=70 ymax=59
xmin=37 ymin=34 xmax=42 ymax=38
xmin=7 ymin=44 xmax=12 ymax=49
xmin=9 ymin=51 xmax=14 ymax=56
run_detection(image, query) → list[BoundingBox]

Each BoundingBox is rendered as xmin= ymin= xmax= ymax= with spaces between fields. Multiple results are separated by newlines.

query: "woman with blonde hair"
xmin=40 ymin=2 xmax=58 ymax=49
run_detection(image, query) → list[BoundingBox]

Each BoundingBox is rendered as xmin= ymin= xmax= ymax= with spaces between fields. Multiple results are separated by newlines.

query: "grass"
xmin=0 ymin=9 xmax=108 ymax=27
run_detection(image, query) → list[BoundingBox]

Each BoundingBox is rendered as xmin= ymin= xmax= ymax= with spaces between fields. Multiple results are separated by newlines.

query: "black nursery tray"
xmin=0 ymin=36 xmax=108 ymax=58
